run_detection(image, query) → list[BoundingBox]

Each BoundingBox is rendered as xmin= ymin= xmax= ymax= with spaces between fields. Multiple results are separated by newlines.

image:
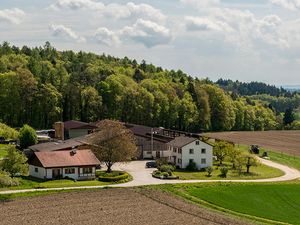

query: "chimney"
xmin=70 ymin=146 xmax=77 ymax=156
xmin=54 ymin=122 xmax=64 ymax=141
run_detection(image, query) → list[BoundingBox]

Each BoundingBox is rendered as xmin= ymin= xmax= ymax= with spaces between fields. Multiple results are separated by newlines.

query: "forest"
xmin=0 ymin=42 xmax=299 ymax=132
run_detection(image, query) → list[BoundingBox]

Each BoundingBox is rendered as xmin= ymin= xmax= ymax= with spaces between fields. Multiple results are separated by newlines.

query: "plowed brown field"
xmin=204 ymin=131 xmax=300 ymax=156
xmin=0 ymin=188 xmax=251 ymax=225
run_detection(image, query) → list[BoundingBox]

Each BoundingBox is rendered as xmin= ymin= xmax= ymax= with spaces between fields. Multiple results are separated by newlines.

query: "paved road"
xmin=0 ymin=158 xmax=299 ymax=195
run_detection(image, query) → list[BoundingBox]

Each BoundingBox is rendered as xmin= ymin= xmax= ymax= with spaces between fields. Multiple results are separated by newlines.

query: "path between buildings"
xmin=0 ymin=158 xmax=299 ymax=195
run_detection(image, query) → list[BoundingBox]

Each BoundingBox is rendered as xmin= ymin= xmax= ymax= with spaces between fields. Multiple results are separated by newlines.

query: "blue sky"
xmin=1 ymin=0 xmax=300 ymax=85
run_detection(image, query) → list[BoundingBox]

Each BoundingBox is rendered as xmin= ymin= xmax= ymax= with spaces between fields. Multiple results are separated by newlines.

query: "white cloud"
xmin=50 ymin=0 xmax=104 ymax=10
xmin=51 ymin=1 xmax=166 ymax=23
xmin=185 ymin=16 xmax=231 ymax=32
xmin=94 ymin=27 xmax=120 ymax=46
xmin=180 ymin=0 xmax=220 ymax=8
xmin=50 ymin=24 xmax=86 ymax=43
xmin=0 ymin=8 xmax=25 ymax=25
xmin=270 ymin=0 xmax=300 ymax=11
xmin=121 ymin=19 xmax=172 ymax=48
xmin=184 ymin=8 xmax=287 ymax=51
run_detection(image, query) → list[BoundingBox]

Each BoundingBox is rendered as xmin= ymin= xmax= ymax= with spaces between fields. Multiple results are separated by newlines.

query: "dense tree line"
xmin=0 ymin=42 xmax=294 ymax=132
xmin=216 ymin=79 xmax=288 ymax=97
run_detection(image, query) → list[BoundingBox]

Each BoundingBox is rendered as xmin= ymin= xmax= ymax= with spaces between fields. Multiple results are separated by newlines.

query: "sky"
xmin=1 ymin=0 xmax=300 ymax=85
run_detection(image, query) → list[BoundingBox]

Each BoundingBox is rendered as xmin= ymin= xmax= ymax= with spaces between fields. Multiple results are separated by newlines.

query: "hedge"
xmin=98 ymin=171 xmax=129 ymax=182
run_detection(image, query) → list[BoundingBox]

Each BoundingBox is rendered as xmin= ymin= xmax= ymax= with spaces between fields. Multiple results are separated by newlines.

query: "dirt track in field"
xmin=0 ymin=188 xmax=251 ymax=225
xmin=204 ymin=130 xmax=300 ymax=156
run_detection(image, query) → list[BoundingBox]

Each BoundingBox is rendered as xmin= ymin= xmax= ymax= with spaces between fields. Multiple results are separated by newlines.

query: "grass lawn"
xmin=0 ymin=144 xmax=9 ymax=158
xmin=0 ymin=171 xmax=131 ymax=191
xmin=174 ymin=144 xmax=284 ymax=180
xmin=233 ymin=144 xmax=300 ymax=171
xmin=267 ymin=151 xmax=300 ymax=171
xmin=174 ymin=163 xmax=284 ymax=180
xmin=158 ymin=182 xmax=300 ymax=225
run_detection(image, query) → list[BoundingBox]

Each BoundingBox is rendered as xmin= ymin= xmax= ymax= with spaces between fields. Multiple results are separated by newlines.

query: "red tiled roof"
xmin=33 ymin=149 xmax=100 ymax=168
xmin=64 ymin=120 xmax=97 ymax=130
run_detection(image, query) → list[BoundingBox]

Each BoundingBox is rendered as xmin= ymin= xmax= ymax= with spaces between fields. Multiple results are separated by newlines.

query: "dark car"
xmin=146 ymin=161 xmax=157 ymax=168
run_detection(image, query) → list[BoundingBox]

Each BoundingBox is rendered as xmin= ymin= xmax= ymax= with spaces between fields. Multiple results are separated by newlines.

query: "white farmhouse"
xmin=28 ymin=149 xmax=100 ymax=180
xmin=168 ymin=136 xmax=213 ymax=170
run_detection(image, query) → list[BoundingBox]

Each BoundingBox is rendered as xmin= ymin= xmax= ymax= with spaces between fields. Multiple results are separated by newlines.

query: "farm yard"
xmin=0 ymin=188 xmax=251 ymax=225
xmin=204 ymin=130 xmax=300 ymax=156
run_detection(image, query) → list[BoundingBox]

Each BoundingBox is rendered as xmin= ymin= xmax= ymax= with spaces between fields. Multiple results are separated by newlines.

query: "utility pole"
xmin=151 ymin=128 xmax=154 ymax=158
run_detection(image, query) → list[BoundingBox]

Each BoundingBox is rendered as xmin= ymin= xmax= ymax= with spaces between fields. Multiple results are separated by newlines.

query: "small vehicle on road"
xmin=146 ymin=161 xmax=156 ymax=168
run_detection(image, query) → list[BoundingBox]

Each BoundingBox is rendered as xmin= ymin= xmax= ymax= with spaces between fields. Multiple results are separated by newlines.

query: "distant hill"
xmin=282 ymin=85 xmax=300 ymax=92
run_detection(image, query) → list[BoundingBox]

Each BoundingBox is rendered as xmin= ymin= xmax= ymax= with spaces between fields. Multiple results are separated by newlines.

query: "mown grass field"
xmin=159 ymin=182 xmax=300 ymax=225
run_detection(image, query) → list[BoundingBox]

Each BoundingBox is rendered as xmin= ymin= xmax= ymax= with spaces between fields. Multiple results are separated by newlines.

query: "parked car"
xmin=146 ymin=161 xmax=157 ymax=168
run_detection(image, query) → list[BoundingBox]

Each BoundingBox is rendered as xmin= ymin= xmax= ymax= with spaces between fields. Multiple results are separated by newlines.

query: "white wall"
xmin=181 ymin=141 xmax=213 ymax=170
xmin=29 ymin=165 xmax=46 ymax=179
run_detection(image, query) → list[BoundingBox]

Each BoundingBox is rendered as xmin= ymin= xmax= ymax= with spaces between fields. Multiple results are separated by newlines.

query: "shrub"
xmin=0 ymin=123 xmax=19 ymax=140
xmin=0 ymin=171 xmax=19 ymax=188
xmin=1 ymin=146 xmax=28 ymax=177
xmin=159 ymin=164 xmax=175 ymax=175
xmin=98 ymin=171 xmax=129 ymax=182
xmin=220 ymin=166 xmax=229 ymax=178
xmin=186 ymin=161 xmax=197 ymax=171
xmin=156 ymin=158 xmax=168 ymax=170
xmin=206 ymin=166 xmax=213 ymax=177
xmin=19 ymin=124 xmax=37 ymax=149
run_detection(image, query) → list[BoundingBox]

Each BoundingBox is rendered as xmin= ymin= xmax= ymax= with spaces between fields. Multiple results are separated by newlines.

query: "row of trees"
xmin=0 ymin=42 xmax=293 ymax=132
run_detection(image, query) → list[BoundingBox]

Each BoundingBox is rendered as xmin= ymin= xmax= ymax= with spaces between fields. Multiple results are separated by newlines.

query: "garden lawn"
xmin=0 ymin=144 xmax=9 ymax=158
xmin=159 ymin=182 xmax=300 ymax=225
xmin=174 ymin=163 xmax=284 ymax=180
xmin=0 ymin=170 xmax=132 ymax=191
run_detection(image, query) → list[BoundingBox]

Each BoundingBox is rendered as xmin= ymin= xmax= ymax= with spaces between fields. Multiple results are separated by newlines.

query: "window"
xmin=146 ymin=151 xmax=152 ymax=154
xmin=65 ymin=168 xmax=75 ymax=174
xmin=178 ymin=158 xmax=182 ymax=164
xmin=83 ymin=167 xmax=93 ymax=174
xmin=35 ymin=167 xmax=38 ymax=173
xmin=201 ymin=158 xmax=206 ymax=164
xmin=178 ymin=148 xmax=182 ymax=154
xmin=196 ymin=140 xmax=200 ymax=145
xmin=173 ymin=148 xmax=177 ymax=153
xmin=189 ymin=149 xmax=194 ymax=154
xmin=189 ymin=159 xmax=194 ymax=164
xmin=201 ymin=148 xmax=206 ymax=154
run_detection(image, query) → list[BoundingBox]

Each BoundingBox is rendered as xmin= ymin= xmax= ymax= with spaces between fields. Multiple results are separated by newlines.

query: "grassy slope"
xmin=158 ymin=182 xmax=300 ymax=225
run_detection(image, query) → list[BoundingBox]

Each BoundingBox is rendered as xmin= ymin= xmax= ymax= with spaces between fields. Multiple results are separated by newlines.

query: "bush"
xmin=220 ymin=166 xmax=229 ymax=178
xmin=0 ymin=123 xmax=19 ymax=140
xmin=19 ymin=124 xmax=37 ymax=149
xmin=159 ymin=164 xmax=175 ymax=175
xmin=156 ymin=158 xmax=168 ymax=170
xmin=206 ymin=166 xmax=213 ymax=177
xmin=186 ymin=161 xmax=197 ymax=171
xmin=98 ymin=171 xmax=129 ymax=182
xmin=0 ymin=171 xmax=19 ymax=188
xmin=1 ymin=146 xmax=28 ymax=177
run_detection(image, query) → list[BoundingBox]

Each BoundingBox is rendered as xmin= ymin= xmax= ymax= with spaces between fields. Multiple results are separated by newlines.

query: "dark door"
xmin=52 ymin=168 xmax=61 ymax=178
xmin=156 ymin=151 xmax=160 ymax=158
